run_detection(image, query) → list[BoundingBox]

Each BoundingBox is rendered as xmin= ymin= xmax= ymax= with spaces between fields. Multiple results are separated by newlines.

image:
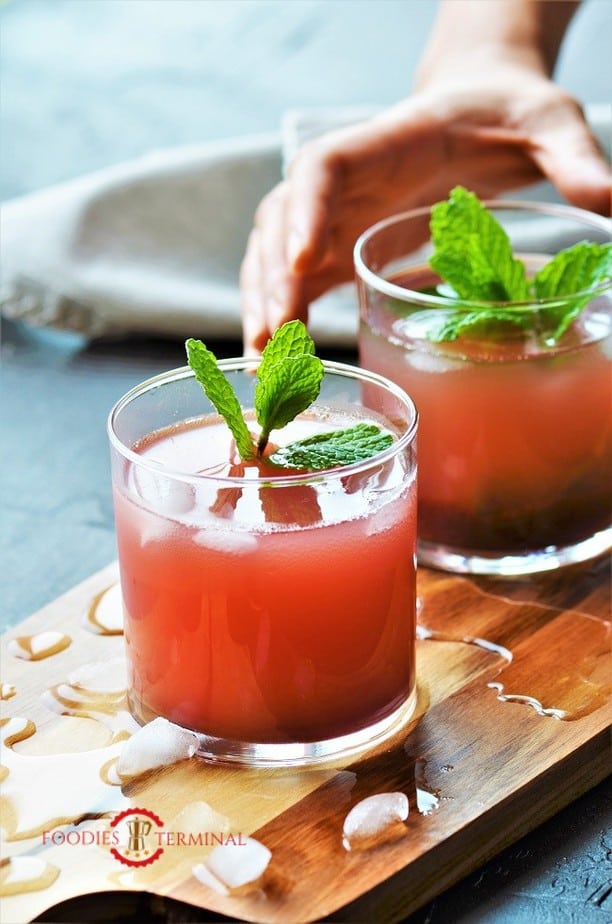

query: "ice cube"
xmin=192 ymin=836 xmax=271 ymax=894
xmin=168 ymin=801 xmax=230 ymax=838
xmin=193 ymin=527 xmax=258 ymax=554
xmin=132 ymin=466 xmax=195 ymax=515
xmin=342 ymin=792 xmax=409 ymax=849
xmin=192 ymin=862 xmax=229 ymax=896
xmin=116 ymin=716 xmax=199 ymax=778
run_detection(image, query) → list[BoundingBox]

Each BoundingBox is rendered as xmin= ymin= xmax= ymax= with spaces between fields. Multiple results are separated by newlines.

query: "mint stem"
xmin=257 ymin=431 xmax=269 ymax=457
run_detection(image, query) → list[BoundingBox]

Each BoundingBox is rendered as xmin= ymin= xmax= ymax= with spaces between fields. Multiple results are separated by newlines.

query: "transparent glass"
xmin=108 ymin=360 xmax=418 ymax=765
xmin=355 ymin=200 xmax=611 ymax=575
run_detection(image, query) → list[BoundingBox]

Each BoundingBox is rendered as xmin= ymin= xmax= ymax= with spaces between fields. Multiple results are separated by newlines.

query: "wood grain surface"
xmin=1 ymin=557 xmax=609 ymax=923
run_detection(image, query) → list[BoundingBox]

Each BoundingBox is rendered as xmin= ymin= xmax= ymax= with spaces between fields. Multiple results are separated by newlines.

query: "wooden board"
xmin=1 ymin=558 xmax=610 ymax=923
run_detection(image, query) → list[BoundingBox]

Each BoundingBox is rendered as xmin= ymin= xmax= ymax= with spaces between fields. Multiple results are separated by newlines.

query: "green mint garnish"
xmin=428 ymin=307 xmax=533 ymax=343
xmin=423 ymin=186 xmax=611 ymax=343
xmin=430 ymin=186 xmax=530 ymax=303
xmin=186 ymin=338 xmax=255 ymax=461
xmin=269 ymin=423 xmax=393 ymax=471
xmin=255 ymin=321 xmax=324 ymax=455
xmin=186 ymin=320 xmax=392 ymax=470
xmin=533 ymin=240 xmax=612 ymax=341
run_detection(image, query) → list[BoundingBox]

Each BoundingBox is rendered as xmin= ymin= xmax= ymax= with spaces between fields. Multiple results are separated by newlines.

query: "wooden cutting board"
xmin=1 ymin=557 xmax=610 ymax=923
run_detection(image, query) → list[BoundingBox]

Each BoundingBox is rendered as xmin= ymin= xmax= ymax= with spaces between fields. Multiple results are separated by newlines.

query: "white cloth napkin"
xmin=1 ymin=104 xmax=610 ymax=346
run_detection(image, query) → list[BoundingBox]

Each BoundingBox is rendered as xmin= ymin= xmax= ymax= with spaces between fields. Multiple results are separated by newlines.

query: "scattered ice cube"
xmin=192 ymin=862 xmax=229 ymax=896
xmin=192 ymin=836 xmax=271 ymax=895
xmin=116 ymin=717 xmax=199 ymax=778
xmin=132 ymin=466 xmax=195 ymax=515
xmin=416 ymin=788 xmax=440 ymax=815
xmin=342 ymin=792 xmax=409 ymax=850
xmin=168 ymin=801 xmax=231 ymax=839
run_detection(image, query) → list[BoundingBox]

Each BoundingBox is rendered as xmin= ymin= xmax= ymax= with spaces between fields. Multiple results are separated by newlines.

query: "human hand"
xmin=240 ymin=6 xmax=610 ymax=355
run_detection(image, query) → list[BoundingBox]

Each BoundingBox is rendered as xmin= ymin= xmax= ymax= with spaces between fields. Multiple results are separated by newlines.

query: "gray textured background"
xmin=1 ymin=2 xmax=611 ymax=923
xmin=2 ymin=0 xmax=611 ymax=199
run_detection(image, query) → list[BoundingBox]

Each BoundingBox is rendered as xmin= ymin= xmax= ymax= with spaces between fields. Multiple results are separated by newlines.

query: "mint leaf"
xmin=255 ymin=322 xmax=324 ymax=453
xmin=270 ymin=423 xmax=393 ymax=471
xmin=186 ymin=338 xmax=255 ymax=461
xmin=429 ymin=307 xmax=533 ymax=343
xmin=430 ymin=186 xmax=529 ymax=302
xmin=255 ymin=354 xmax=324 ymax=453
xmin=257 ymin=318 xmax=316 ymax=380
xmin=533 ymin=241 xmax=612 ymax=341
xmin=534 ymin=241 xmax=612 ymax=297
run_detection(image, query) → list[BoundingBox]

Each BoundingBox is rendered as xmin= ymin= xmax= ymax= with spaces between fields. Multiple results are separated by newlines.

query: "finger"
xmin=528 ymin=97 xmax=611 ymax=215
xmin=286 ymin=138 xmax=344 ymax=273
xmin=240 ymin=229 xmax=268 ymax=356
xmin=256 ymin=184 xmax=301 ymax=336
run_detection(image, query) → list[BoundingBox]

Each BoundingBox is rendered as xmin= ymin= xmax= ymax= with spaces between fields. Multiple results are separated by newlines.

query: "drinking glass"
xmin=355 ymin=201 xmax=611 ymax=575
xmin=108 ymin=360 xmax=418 ymax=765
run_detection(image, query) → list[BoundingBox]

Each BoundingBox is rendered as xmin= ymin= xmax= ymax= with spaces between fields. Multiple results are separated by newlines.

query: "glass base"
xmin=186 ymin=688 xmax=418 ymax=767
xmin=418 ymin=525 xmax=612 ymax=576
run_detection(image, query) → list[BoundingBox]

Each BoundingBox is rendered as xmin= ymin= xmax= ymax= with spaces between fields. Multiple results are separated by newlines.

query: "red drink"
xmin=356 ymin=202 xmax=612 ymax=574
xmin=109 ymin=361 xmax=418 ymax=764
xmin=360 ymin=272 xmax=611 ymax=552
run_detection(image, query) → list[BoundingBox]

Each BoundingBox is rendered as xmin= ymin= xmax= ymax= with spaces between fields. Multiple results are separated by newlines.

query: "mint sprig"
xmin=186 ymin=320 xmax=392 ymax=470
xmin=424 ymin=186 xmax=611 ymax=343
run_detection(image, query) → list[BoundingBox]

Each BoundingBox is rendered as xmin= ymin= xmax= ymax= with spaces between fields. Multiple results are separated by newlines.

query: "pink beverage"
xmin=108 ymin=361 xmax=418 ymax=765
xmin=356 ymin=202 xmax=612 ymax=574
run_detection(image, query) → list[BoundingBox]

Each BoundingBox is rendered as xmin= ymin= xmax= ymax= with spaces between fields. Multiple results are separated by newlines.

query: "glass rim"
xmin=353 ymin=198 xmax=612 ymax=310
xmin=107 ymin=358 xmax=419 ymax=487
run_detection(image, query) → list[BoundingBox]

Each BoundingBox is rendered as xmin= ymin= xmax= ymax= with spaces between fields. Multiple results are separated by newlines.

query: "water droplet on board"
xmin=417 ymin=575 xmax=610 ymax=721
xmin=416 ymin=624 xmax=512 ymax=662
xmin=414 ymin=758 xmax=440 ymax=815
xmin=1 ymin=683 xmax=17 ymax=700
xmin=192 ymin=835 xmax=271 ymax=895
xmin=82 ymin=583 xmax=124 ymax=635
xmin=486 ymin=611 xmax=610 ymax=721
xmin=342 ymin=792 xmax=409 ymax=851
xmin=0 ymin=856 xmax=60 ymax=896
xmin=1 ymin=716 xmax=127 ymax=841
xmin=7 ymin=632 xmax=71 ymax=661
xmin=41 ymin=657 xmax=137 ymax=741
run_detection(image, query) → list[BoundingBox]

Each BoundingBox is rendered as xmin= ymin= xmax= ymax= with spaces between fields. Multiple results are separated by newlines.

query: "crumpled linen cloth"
xmin=1 ymin=104 xmax=610 ymax=347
